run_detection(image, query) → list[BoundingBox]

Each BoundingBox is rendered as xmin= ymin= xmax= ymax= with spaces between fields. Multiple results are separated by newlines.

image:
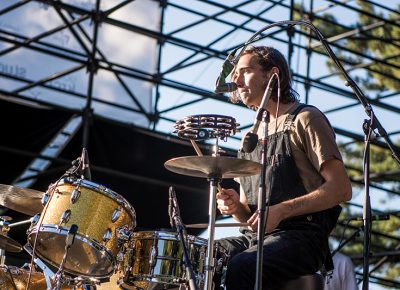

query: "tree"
xmin=294 ymin=1 xmax=400 ymax=287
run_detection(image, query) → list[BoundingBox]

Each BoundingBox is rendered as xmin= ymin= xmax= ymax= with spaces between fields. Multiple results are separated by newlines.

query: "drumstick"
xmin=190 ymin=140 xmax=223 ymax=193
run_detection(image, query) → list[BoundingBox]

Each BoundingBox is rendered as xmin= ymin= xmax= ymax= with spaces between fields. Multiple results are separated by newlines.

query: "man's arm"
xmin=253 ymin=158 xmax=352 ymax=233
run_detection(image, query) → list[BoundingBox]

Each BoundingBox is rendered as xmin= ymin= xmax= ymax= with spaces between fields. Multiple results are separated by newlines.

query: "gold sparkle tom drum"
xmin=27 ymin=178 xmax=136 ymax=278
xmin=120 ymin=231 xmax=207 ymax=289
xmin=0 ymin=265 xmax=77 ymax=290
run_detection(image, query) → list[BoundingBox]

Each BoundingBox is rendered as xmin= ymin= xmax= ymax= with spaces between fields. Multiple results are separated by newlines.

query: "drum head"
xmin=29 ymin=225 xmax=114 ymax=278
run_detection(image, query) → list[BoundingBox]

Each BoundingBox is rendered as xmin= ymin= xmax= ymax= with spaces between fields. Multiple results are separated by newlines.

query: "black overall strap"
xmin=284 ymin=103 xmax=337 ymax=276
xmin=283 ymin=104 xmax=312 ymax=131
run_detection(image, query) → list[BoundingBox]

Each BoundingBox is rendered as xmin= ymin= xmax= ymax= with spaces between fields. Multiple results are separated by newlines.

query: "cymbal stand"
xmin=173 ymin=114 xmax=241 ymax=290
xmin=0 ymin=216 xmax=11 ymax=265
xmin=204 ymin=138 xmax=221 ymax=290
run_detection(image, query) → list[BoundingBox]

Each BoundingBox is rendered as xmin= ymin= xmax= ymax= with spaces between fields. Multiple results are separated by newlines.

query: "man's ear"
xmin=271 ymin=66 xmax=279 ymax=75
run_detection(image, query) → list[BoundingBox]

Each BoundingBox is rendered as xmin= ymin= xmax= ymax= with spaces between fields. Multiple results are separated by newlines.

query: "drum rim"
xmin=123 ymin=273 xmax=183 ymax=286
xmin=131 ymin=230 xmax=207 ymax=244
xmin=60 ymin=177 xmax=136 ymax=220
xmin=27 ymin=224 xmax=116 ymax=278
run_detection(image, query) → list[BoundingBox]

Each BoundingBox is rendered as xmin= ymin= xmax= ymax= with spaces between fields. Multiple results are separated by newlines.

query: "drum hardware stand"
xmin=24 ymin=243 xmax=58 ymax=290
xmin=188 ymin=136 xmax=226 ymax=290
xmin=0 ymin=216 xmax=12 ymax=265
xmin=25 ymin=225 xmax=99 ymax=290
xmin=203 ymin=139 xmax=224 ymax=290
xmin=168 ymin=114 xmax=260 ymax=290
xmin=54 ymin=224 xmax=80 ymax=290
xmin=204 ymin=176 xmax=219 ymax=290
xmin=169 ymin=186 xmax=198 ymax=290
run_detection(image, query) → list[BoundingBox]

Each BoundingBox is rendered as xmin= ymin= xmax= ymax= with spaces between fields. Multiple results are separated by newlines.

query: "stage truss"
xmin=0 ymin=0 xmax=399 ymax=287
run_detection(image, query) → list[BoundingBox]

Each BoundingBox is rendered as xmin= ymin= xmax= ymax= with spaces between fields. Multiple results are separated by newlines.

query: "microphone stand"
xmin=231 ymin=20 xmax=400 ymax=290
xmin=331 ymin=226 xmax=363 ymax=257
xmin=169 ymin=187 xmax=198 ymax=290
xmin=361 ymin=118 xmax=373 ymax=290
xmin=255 ymin=111 xmax=270 ymax=290
xmin=54 ymin=224 xmax=79 ymax=290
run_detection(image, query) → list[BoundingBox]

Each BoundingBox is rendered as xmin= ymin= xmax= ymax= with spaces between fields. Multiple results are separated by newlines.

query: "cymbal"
xmin=0 ymin=184 xmax=43 ymax=216
xmin=164 ymin=156 xmax=260 ymax=178
xmin=0 ymin=234 xmax=22 ymax=252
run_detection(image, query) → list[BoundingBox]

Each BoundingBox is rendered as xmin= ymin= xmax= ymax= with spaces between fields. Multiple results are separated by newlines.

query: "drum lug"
xmin=41 ymin=192 xmax=50 ymax=206
xmin=116 ymin=250 xmax=125 ymax=262
xmin=149 ymin=244 xmax=158 ymax=268
xmin=70 ymin=187 xmax=81 ymax=204
xmin=116 ymin=225 xmax=132 ymax=244
xmin=31 ymin=213 xmax=41 ymax=226
xmin=103 ymin=228 xmax=112 ymax=243
xmin=59 ymin=210 xmax=71 ymax=225
xmin=111 ymin=208 xmax=122 ymax=223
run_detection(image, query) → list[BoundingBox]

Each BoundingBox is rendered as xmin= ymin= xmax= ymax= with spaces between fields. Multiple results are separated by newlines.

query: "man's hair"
xmin=230 ymin=46 xmax=299 ymax=104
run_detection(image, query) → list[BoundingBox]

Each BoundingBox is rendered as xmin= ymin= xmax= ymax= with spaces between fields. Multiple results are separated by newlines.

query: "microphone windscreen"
xmin=242 ymin=132 xmax=258 ymax=153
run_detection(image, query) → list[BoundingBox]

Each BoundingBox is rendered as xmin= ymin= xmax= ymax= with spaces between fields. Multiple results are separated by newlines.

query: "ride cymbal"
xmin=0 ymin=184 xmax=43 ymax=216
xmin=164 ymin=156 xmax=260 ymax=179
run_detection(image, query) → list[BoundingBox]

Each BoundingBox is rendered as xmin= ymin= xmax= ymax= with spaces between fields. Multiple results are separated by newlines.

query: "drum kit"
xmin=0 ymin=115 xmax=260 ymax=290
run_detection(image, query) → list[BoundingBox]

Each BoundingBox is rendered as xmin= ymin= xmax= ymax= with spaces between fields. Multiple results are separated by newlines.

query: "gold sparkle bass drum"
xmin=27 ymin=178 xmax=136 ymax=278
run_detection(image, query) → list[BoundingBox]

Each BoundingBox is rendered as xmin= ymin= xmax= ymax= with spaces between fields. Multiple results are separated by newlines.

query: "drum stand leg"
xmin=24 ymin=243 xmax=58 ymax=290
xmin=204 ymin=177 xmax=219 ymax=290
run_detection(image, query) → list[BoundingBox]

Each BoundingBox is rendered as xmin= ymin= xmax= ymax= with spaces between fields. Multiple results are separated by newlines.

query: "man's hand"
xmin=216 ymin=188 xmax=240 ymax=216
xmin=247 ymin=204 xmax=284 ymax=233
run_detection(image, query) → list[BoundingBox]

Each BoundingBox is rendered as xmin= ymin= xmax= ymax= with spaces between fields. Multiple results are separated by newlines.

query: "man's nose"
xmin=235 ymin=76 xmax=244 ymax=87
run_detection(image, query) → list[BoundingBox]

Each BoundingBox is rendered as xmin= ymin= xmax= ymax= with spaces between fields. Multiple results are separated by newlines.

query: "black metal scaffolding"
xmin=0 ymin=0 xmax=399 ymax=287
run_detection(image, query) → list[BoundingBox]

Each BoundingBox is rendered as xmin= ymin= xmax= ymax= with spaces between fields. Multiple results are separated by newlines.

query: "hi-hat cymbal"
xmin=164 ymin=156 xmax=260 ymax=179
xmin=0 ymin=184 xmax=43 ymax=216
xmin=0 ymin=234 xmax=22 ymax=252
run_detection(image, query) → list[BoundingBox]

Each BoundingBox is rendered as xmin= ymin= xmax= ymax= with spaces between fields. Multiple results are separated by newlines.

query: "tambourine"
xmin=174 ymin=114 xmax=239 ymax=140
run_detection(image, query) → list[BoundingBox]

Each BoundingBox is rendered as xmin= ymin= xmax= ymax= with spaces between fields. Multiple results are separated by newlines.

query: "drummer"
xmin=215 ymin=46 xmax=352 ymax=290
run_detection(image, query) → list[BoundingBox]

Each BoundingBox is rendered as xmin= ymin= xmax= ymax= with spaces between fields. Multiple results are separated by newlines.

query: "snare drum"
xmin=120 ymin=231 xmax=207 ymax=289
xmin=27 ymin=178 xmax=136 ymax=278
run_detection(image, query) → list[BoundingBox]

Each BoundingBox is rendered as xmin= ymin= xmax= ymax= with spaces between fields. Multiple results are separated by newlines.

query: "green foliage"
xmin=293 ymin=1 xmax=400 ymax=285
xmin=344 ymin=143 xmax=398 ymax=172
xmin=293 ymin=1 xmax=400 ymax=92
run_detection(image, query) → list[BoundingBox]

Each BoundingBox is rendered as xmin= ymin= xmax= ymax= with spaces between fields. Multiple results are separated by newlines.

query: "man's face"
xmin=233 ymin=53 xmax=268 ymax=109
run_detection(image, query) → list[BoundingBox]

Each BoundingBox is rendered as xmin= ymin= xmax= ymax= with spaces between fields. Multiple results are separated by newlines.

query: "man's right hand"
xmin=216 ymin=188 xmax=240 ymax=216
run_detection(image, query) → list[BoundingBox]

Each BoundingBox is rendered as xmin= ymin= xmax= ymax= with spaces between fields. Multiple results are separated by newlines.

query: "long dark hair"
xmin=230 ymin=46 xmax=299 ymax=104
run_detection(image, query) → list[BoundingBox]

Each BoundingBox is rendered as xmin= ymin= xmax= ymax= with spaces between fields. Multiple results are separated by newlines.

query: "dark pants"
xmin=216 ymin=225 xmax=328 ymax=290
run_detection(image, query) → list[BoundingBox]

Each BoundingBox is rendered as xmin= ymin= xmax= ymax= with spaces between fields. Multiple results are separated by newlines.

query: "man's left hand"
xmin=247 ymin=204 xmax=283 ymax=233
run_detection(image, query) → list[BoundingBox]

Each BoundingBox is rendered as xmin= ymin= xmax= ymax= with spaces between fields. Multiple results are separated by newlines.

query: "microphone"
xmin=242 ymin=76 xmax=277 ymax=153
xmin=346 ymin=214 xmax=390 ymax=222
xmin=215 ymin=82 xmax=238 ymax=94
xmin=169 ymin=186 xmax=184 ymax=230
xmin=168 ymin=186 xmax=174 ymax=227
xmin=80 ymin=148 xmax=91 ymax=180
xmin=170 ymin=186 xmax=181 ymax=218
xmin=214 ymin=48 xmax=238 ymax=94
xmin=66 ymin=224 xmax=78 ymax=247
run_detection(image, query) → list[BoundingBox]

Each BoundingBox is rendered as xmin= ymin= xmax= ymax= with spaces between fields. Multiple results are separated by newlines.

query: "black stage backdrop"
xmin=0 ymin=98 xmax=239 ymax=265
